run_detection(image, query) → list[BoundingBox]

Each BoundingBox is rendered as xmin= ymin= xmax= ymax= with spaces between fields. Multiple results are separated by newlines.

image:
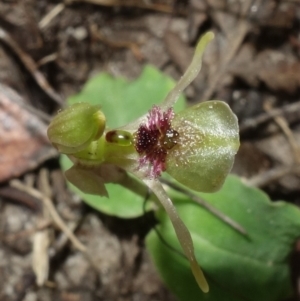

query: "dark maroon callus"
xmin=134 ymin=106 xmax=179 ymax=177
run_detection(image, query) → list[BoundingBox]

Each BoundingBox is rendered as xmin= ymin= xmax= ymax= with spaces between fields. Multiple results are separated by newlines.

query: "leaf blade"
xmin=146 ymin=175 xmax=299 ymax=301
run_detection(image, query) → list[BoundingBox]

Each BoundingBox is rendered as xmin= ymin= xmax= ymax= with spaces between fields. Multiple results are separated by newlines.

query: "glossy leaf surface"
xmin=146 ymin=175 xmax=299 ymax=301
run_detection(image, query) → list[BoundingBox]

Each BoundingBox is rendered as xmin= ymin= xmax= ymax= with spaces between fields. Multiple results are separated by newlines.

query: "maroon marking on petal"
xmin=134 ymin=106 xmax=179 ymax=178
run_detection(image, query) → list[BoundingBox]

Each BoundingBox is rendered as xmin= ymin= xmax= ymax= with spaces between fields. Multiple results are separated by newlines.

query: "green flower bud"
xmin=47 ymin=103 xmax=105 ymax=154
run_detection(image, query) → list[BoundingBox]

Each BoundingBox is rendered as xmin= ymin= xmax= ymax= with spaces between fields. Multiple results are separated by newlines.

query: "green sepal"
xmin=47 ymin=103 xmax=105 ymax=154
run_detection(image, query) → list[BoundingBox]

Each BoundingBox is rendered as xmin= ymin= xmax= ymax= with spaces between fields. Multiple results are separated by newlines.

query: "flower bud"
xmin=47 ymin=103 xmax=105 ymax=154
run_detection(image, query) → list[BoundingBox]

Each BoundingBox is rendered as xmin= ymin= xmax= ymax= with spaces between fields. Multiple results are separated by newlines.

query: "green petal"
xmin=166 ymin=101 xmax=239 ymax=192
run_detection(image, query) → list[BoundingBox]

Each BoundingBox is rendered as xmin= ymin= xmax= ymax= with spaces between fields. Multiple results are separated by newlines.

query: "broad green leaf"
xmin=167 ymin=101 xmax=239 ymax=192
xmin=61 ymin=65 xmax=185 ymax=218
xmin=68 ymin=65 xmax=186 ymax=128
xmin=146 ymin=175 xmax=300 ymax=301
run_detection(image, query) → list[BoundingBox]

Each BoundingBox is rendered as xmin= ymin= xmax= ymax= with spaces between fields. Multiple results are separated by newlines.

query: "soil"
xmin=1 ymin=1 xmax=300 ymax=301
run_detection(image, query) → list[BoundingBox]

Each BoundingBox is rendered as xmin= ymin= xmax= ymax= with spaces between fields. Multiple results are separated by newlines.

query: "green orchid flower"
xmin=47 ymin=32 xmax=240 ymax=293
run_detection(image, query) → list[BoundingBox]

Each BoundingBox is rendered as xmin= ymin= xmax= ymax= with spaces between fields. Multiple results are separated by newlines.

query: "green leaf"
xmin=68 ymin=65 xmax=186 ymax=128
xmin=61 ymin=65 xmax=186 ymax=218
xmin=146 ymin=175 xmax=300 ymax=301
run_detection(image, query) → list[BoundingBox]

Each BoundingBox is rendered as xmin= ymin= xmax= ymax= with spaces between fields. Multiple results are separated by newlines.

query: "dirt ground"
xmin=1 ymin=1 xmax=300 ymax=300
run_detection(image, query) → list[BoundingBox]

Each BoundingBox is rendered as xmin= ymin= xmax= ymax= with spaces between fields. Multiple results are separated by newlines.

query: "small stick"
xmin=246 ymin=165 xmax=300 ymax=187
xmin=1 ymin=220 xmax=51 ymax=242
xmin=37 ymin=53 xmax=58 ymax=67
xmin=199 ymin=0 xmax=252 ymax=101
xmin=90 ymin=25 xmax=143 ymax=61
xmin=264 ymin=101 xmax=300 ymax=164
xmin=10 ymin=179 xmax=86 ymax=253
xmin=66 ymin=0 xmax=185 ymax=14
xmin=0 ymin=27 xmax=64 ymax=107
xmin=18 ymin=101 xmax=52 ymax=123
xmin=240 ymin=100 xmax=300 ymax=132
xmin=160 ymin=178 xmax=248 ymax=236
xmin=201 ymin=28 xmax=249 ymax=101
xmin=39 ymin=3 xmax=65 ymax=29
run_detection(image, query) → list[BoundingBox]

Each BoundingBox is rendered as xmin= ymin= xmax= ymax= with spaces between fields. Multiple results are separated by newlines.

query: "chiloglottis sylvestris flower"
xmin=47 ymin=32 xmax=240 ymax=293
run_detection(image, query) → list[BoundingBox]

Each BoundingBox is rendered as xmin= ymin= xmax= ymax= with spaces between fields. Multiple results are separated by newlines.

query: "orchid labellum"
xmin=47 ymin=32 xmax=240 ymax=293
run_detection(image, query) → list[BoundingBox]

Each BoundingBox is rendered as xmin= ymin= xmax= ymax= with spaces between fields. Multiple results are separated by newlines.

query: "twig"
xmin=277 ymin=117 xmax=300 ymax=162
xmin=39 ymin=3 xmax=65 ymax=29
xmin=9 ymin=179 xmax=105 ymax=274
xmin=240 ymin=99 xmax=300 ymax=132
xmin=90 ymin=25 xmax=143 ymax=61
xmin=0 ymin=185 xmax=41 ymax=211
xmin=38 ymin=168 xmax=53 ymax=199
xmin=201 ymin=27 xmax=249 ymax=101
xmin=19 ymin=102 xmax=52 ymax=123
xmin=1 ymin=220 xmax=51 ymax=242
xmin=264 ymin=101 xmax=300 ymax=163
xmin=200 ymin=1 xmax=252 ymax=101
xmin=32 ymin=228 xmax=50 ymax=286
xmin=0 ymin=83 xmax=52 ymax=124
xmin=160 ymin=178 xmax=248 ymax=236
xmin=0 ymin=27 xmax=64 ymax=107
xmin=65 ymin=0 xmax=185 ymax=14
xmin=10 ymin=179 xmax=86 ymax=252
xmin=50 ymin=221 xmax=78 ymax=255
xmin=37 ymin=53 xmax=58 ymax=67
xmin=246 ymin=165 xmax=300 ymax=187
